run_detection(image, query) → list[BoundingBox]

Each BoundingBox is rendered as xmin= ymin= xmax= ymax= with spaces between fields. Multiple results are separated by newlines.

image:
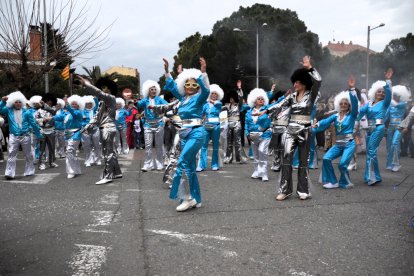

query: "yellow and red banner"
xmin=61 ymin=64 xmax=70 ymax=80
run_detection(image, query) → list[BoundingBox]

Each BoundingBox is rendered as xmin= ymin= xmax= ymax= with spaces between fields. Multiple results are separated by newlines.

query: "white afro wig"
xmin=247 ymin=88 xmax=269 ymax=108
xmin=83 ymin=95 xmax=96 ymax=109
xmin=142 ymin=80 xmax=161 ymax=98
xmin=6 ymin=91 xmax=28 ymax=108
xmin=334 ymin=91 xmax=360 ymax=112
xmin=116 ymin=97 xmax=125 ymax=108
xmin=208 ymin=84 xmax=224 ymax=101
xmin=56 ymin=98 xmax=65 ymax=108
xmin=175 ymin=68 xmax=203 ymax=96
xmin=67 ymin=95 xmax=85 ymax=110
xmin=29 ymin=95 xmax=42 ymax=107
xmin=368 ymin=80 xmax=386 ymax=101
xmin=392 ymin=85 xmax=411 ymax=102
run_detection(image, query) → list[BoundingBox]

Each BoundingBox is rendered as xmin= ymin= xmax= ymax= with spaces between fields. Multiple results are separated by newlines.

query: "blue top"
xmin=163 ymin=73 xmax=210 ymax=126
xmin=55 ymin=109 xmax=66 ymax=130
xmin=203 ymin=101 xmax=222 ymax=125
xmin=358 ymin=80 xmax=392 ymax=122
xmin=53 ymin=104 xmax=83 ymax=140
xmin=245 ymin=106 xmax=272 ymax=139
xmin=136 ymin=96 xmax=168 ymax=128
xmin=0 ymin=101 xmax=42 ymax=138
xmin=82 ymin=108 xmax=96 ymax=127
xmin=316 ymin=91 xmax=359 ymax=135
xmin=115 ymin=108 xmax=132 ymax=129
xmin=386 ymin=101 xmax=407 ymax=125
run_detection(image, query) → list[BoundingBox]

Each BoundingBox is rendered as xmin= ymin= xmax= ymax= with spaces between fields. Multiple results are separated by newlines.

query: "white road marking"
xmin=99 ymin=193 xmax=119 ymax=205
xmin=0 ymin=173 xmax=60 ymax=184
xmin=118 ymin=160 xmax=132 ymax=166
xmin=125 ymin=189 xmax=141 ymax=192
xmin=68 ymin=244 xmax=110 ymax=276
xmin=89 ymin=211 xmax=113 ymax=226
xmin=289 ymin=269 xmax=314 ymax=276
xmin=148 ymin=229 xmax=237 ymax=258
xmin=223 ymin=176 xmax=236 ymax=178
xmin=84 ymin=211 xmax=114 ymax=233
xmin=216 ymin=171 xmax=230 ymax=174
xmin=83 ymin=229 xmax=112 ymax=234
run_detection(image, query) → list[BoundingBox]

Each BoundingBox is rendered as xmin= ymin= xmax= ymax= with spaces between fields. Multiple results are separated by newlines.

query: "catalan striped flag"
xmin=61 ymin=64 xmax=70 ymax=80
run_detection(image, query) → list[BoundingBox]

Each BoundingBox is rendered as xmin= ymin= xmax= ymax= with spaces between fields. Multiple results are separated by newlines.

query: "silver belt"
xmin=182 ymin=118 xmax=203 ymax=127
xmin=390 ymin=118 xmax=402 ymax=124
xmin=336 ymin=134 xmax=354 ymax=141
xmin=65 ymin=128 xmax=80 ymax=133
xmin=228 ymin=116 xmax=240 ymax=122
xmin=147 ymin=119 xmax=162 ymax=123
xmin=207 ymin=117 xmax=220 ymax=123
xmin=290 ymin=115 xmax=311 ymax=124
xmin=368 ymin=119 xmax=384 ymax=126
xmin=272 ymin=119 xmax=288 ymax=126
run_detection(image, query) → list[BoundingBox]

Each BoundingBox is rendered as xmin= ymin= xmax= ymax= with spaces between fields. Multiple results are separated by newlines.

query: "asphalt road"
xmin=0 ymin=141 xmax=413 ymax=275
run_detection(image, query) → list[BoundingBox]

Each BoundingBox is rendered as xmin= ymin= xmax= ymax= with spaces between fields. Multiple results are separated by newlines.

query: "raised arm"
xmin=76 ymin=75 xmax=115 ymax=105
xmin=349 ymin=90 xmax=359 ymax=118
xmin=383 ymin=68 xmax=394 ymax=109
xmin=196 ymin=57 xmax=210 ymax=104
xmin=65 ymin=104 xmax=83 ymax=121
xmin=163 ymin=58 xmax=183 ymax=101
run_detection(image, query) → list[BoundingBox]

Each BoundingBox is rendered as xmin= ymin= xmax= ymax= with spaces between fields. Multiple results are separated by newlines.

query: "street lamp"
xmin=233 ymin=23 xmax=267 ymax=88
xmin=366 ymin=23 xmax=385 ymax=89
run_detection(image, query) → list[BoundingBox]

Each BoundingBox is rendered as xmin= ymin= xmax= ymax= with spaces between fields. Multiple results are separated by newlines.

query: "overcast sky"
xmin=76 ymin=0 xmax=414 ymax=84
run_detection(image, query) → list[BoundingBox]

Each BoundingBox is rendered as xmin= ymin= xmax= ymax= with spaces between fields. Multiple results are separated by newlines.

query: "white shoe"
xmin=95 ymin=178 xmax=113 ymax=185
xmin=50 ymin=162 xmax=59 ymax=168
xmin=38 ymin=164 xmax=46 ymax=170
xmin=85 ymin=163 xmax=91 ymax=167
xmin=67 ymin=174 xmax=75 ymax=179
xmin=347 ymin=163 xmax=357 ymax=171
xmin=251 ymin=172 xmax=259 ymax=179
xmin=297 ymin=191 xmax=311 ymax=200
xmin=141 ymin=167 xmax=149 ymax=172
xmin=323 ymin=183 xmax=339 ymax=189
xmin=176 ymin=199 xmax=197 ymax=212
xmin=114 ymin=174 xmax=123 ymax=179
xmin=212 ymin=167 xmax=219 ymax=171
xmin=96 ymin=161 xmax=102 ymax=166
xmin=262 ymin=175 xmax=269 ymax=182
xmin=196 ymin=167 xmax=203 ymax=172
xmin=341 ymin=183 xmax=354 ymax=189
xmin=391 ymin=165 xmax=401 ymax=172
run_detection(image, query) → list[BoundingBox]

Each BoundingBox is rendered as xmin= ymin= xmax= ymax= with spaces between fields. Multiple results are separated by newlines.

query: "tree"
xmin=0 ymin=0 xmax=111 ymax=95
xmin=383 ymin=33 xmax=414 ymax=88
xmin=169 ymin=4 xmax=324 ymax=95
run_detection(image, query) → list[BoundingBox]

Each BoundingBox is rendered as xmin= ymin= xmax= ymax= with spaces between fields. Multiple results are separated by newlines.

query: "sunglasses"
xmin=184 ymin=82 xmax=199 ymax=89
xmin=256 ymin=97 xmax=264 ymax=101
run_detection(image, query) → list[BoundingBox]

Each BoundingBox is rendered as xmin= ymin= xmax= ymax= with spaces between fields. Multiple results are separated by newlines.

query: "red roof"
xmin=324 ymin=41 xmax=376 ymax=57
